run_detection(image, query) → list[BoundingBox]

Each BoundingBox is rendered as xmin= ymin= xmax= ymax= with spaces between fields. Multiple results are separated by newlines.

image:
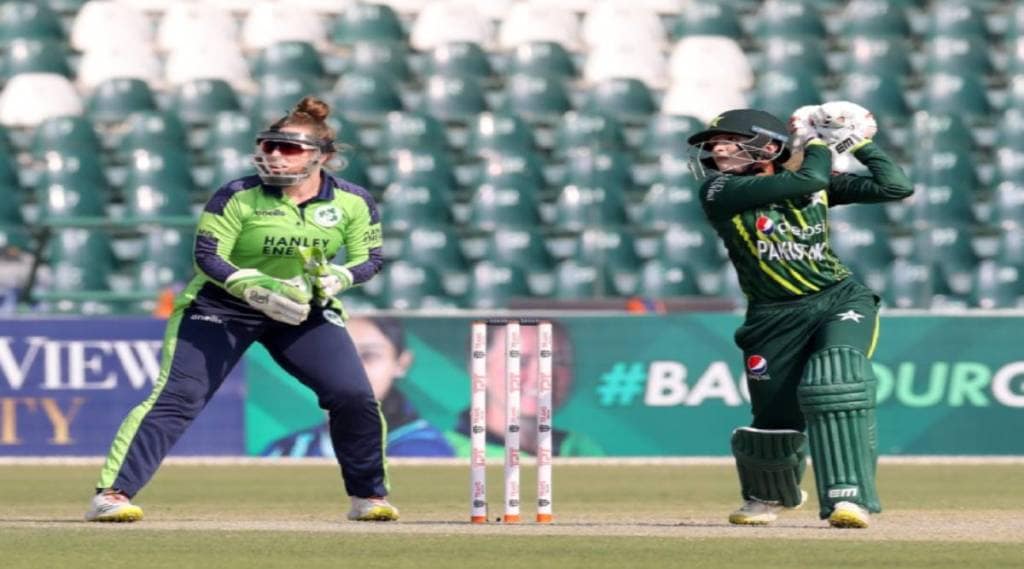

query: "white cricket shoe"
xmin=828 ymin=501 xmax=870 ymax=529
xmin=728 ymin=490 xmax=808 ymax=525
xmin=85 ymin=490 xmax=144 ymax=522
xmin=347 ymin=496 xmax=400 ymax=521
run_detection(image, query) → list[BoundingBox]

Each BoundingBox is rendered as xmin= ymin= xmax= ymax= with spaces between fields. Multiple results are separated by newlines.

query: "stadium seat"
xmin=423 ymin=42 xmax=492 ymax=81
xmin=909 ymin=166 xmax=979 ymax=228
xmin=377 ymin=261 xmax=448 ymax=309
xmin=552 ymin=260 xmax=619 ymax=299
xmin=911 ymin=225 xmax=978 ymax=298
xmin=241 ymin=2 xmax=325 ymax=52
xmin=656 ymin=226 xmax=724 ymax=271
xmin=882 ymin=258 xmax=936 ymax=309
xmin=35 ymin=179 xmax=106 ymax=221
xmin=669 ymin=3 xmax=742 ymax=39
xmin=468 ymin=183 xmax=542 ymax=229
xmin=386 ymin=147 xmax=457 ymax=190
xmin=992 ymin=181 xmax=1024 ymax=231
xmin=837 ymin=72 xmax=910 ymax=126
xmin=398 ymin=226 xmax=468 ymax=272
xmin=995 ymin=109 xmax=1024 ymax=150
xmin=483 ymin=228 xmax=555 ymax=271
xmin=124 ymin=176 xmax=193 ymax=221
xmin=553 ymin=185 xmax=628 ymax=230
xmin=971 ymin=260 xmax=1023 ymax=309
xmin=122 ymin=149 xmax=197 ymax=195
xmin=343 ymin=42 xmax=411 ymax=84
xmin=498 ymin=1 xmax=580 ymax=51
xmin=207 ymin=149 xmax=255 ymax=187
xmin=135 ymin=227 xmax=194 ymax=291
xmin=668 ymin=36 xmax=753 ymax=91
xmin=251 ymin=41 xmax=325 ymax=80
xmin=639 ymin=162 xmax=702 ymax=228
xmin=464 ymin=261 xmax=532 ymax=309
xmin=420 ymin=75 xmax=488 ymax=123
xmin=156 ymin=3 xmax=236 ymax=53
xmin=0 ymin=73 xmax=82 ymax=128
xmin=583 ymin=42 xmax=668 ymax=90
xmin=574 ymin=227 xmax=641 ymax=273
xmin=918 ymin=73 xmax=992 ymax=120
xmin=252 ymin=75 xmax=322 ymax=124
xmin=561 ymin=149 xmax=634 ymax=194
xmin=506 ymin=42 xmax=577 ymax=80
xmin=469 ymin=151 xmax=546 ymax=192
xmin=926 ymin=1 xmax=988 ymax=39
xmin=0 ymin=2 xmax=64 ymax=45
xmin=581 ymin=2 xmax=665 ymax=51
xmin=378 ymin=111 xmax=448 ymax=155
xmin=0 ymin=157 xmax=21 ymax=218
xmin=35 ymin=148 xmax=108 ymax=197
xmin=0 ymin=225 xmax=30 ymax=249
xmin=409 ymin=1 xmax=490 ymax=51
xmin=331 ymin=72 xmax=405 ymax=123
xmin=661 ymin=82 xmax=748 ymax=124
xmin=208 ymin=111 xmax=258 ymax=154
xmin=76 ymin=43 xmax=162 ymax=91
xmin=553 ymin=112 xmax=626 ymax=158
xmin=751 ymin=0 xmax=825 ymax=39
xmin=841 ymin=36 xmax=912 ymax=77
xmin=32 ymin=115 xmax=102 ymax=156
xmin=170 ymin=79 xmax=241 ymax=127
xmin=86 ymin=78 xmax=158 ymax=125
xmin=45 ymin=228 xmax=115 ymax=292
xmin=638 ymin=114 xmax=703 ymax=160
xmin=830 ymin=226 xmax=893 ymax=292
xmin=583 ymin=78 xmax=658 ymax=126
xmin=164 ymin=42 xmax=252 ymax=89
xmin=117 ymin=111 xmax=189 ymax=154
xmin=922 ymin=36 xmax=993 ymax=77
xmin=502 ymin=74 xmax=572 ymax=124
xmin=465 ymin=112 xmax=535 ymax=158
xmin=829 ymin=202 xmax=893 ymax=229
xmin=759 ymin=37 xmax=827 ymax=79
xmin=750 ymin=70 xmax=823 ymax=122
xmin=331 ymin=3 xmax=405 ymax=46
xmin=838 ymin=0 xmax=910 ymax=38
xmin=70 ymin=0 xmax=151 ymax=52
xmin=333 ymin=149 xmax=371 ymax=189
xmin=381 ymin=182 xmax=453 ymax=231
xmin=636 ymin=259 xmax=700 ymax=297
xmin=0 ymin=39 xmax=71 ymax=79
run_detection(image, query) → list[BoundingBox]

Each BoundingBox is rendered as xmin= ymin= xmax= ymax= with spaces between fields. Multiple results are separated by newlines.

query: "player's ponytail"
xmin=269 ymin=96 xmax=335 ymax=145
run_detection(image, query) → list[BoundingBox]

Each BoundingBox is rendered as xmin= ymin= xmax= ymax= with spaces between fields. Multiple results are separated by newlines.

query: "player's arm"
xmin=827 ymin=143 xmax=914 ymax=206
xmin=700 ymin=142 xmax=832 ymax=221
xmin=340 ymin=190 xmax=384 ymax=286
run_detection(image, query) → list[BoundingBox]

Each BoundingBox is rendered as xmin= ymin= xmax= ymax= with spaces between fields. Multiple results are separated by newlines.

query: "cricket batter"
xmin=686 ymin=103 xmax=913 ymax=528
xmin=86 ymin=97 xmax=399 ymax=523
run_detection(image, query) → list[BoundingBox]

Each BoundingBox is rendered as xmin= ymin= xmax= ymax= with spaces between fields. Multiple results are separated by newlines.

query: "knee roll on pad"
xmin=731 ymin=427 xmax=807 ymax=507
xmin=798 ymin=346 xmax=880 ymax=517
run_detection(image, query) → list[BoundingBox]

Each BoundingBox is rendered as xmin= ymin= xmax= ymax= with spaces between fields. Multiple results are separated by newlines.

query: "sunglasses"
xmin=259 ymin=140 xmax=312 ymax=156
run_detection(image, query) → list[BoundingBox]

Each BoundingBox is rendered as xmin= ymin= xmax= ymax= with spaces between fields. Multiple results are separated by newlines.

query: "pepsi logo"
xmin=755 ymin=215 xmax=775 ymax=235
xmin=746 ymin=355 xmax=768 ymax=375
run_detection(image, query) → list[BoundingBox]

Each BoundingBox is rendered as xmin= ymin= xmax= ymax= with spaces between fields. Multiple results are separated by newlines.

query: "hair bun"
xmin=294 ymin=96 xmax=330 ymax=122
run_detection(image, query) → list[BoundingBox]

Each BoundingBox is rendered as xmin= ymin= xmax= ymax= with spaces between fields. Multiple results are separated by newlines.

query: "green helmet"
xmin=686 ymin=109 xmax=792 ymax=180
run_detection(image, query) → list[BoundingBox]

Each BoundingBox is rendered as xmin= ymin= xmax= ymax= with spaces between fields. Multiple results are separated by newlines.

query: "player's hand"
xmin=813 ymin=101 xmax=877 ymax=154
xmin=787 ymin=104 xmax=821 ymax=151
xmin=299 ymin=246 xmax=354 ymax=303
xmin=224 ymin=269 xmax=312 ymax=325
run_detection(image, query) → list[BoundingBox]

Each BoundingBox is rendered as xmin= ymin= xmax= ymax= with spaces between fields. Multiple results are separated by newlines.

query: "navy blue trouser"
xmin=97 ymin=288 xmax=387 ymax=499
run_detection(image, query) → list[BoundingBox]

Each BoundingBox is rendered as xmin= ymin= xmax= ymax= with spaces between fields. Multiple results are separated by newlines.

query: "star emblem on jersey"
xmin=837 ymin=310 xmax=865 ymax=322
xmin=313 ymin=205 xmax=341 ymax=228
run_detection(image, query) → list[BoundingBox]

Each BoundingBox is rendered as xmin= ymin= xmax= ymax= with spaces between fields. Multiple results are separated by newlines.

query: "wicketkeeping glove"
xmin=224 ymin=269 xmax=312 ymax=325
xmin=299 ymin=246 xmax=354 ymax=304
xmin=813 ymin=101 xmax=877 ymax=155
xmin=787 ymin=104 xmax=821 ymax=152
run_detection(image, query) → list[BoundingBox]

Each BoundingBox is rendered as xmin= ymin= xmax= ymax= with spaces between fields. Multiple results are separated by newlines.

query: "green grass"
xmin=1 ymin=463 xmax=1022 ymax=569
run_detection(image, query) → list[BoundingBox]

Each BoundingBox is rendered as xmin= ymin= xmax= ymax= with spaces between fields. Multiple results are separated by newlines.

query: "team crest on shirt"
xmin=313 ymin=205 xmax=342 ymax=228
xmin=746 ymin=355 xmax=771 ymax=381
xmin=323 ymin=310 xmax=346 ymax=327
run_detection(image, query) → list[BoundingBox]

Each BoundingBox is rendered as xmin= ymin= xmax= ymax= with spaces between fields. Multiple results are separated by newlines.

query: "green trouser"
xmin=733 ymin=277 xmax=881 ymax=517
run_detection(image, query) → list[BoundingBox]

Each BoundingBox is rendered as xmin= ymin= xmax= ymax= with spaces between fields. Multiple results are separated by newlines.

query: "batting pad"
xmin=798 ymin=346 xmax=881 ymax=518
xmin=731 ymin=427 xmax=807 ymax=508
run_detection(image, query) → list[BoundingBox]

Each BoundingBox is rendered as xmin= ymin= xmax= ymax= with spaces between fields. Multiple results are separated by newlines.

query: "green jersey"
xmin=182 ymin=173 xmax=383 ymax=313
xmin=699 ymin=141 xmax=912 ymax=303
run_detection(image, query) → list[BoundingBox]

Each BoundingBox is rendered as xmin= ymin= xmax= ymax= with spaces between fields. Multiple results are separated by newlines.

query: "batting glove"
xmin=788 ymin=104 xmax=822 ymax=152
xmin=813 ymin=101 xmax=877 ymax=154
xmin=225 ymin=269 xmax=312 ymax=325
xmin=300 ymin=246 xmax=354 ymax=304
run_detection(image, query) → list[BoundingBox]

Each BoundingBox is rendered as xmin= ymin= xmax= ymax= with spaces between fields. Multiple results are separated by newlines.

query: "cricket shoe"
xmin=728 ymin=490 xmax=808 ymax=525
xmin=828 ymin=501 xmax=870 ymax=529
xmin=85 ymin=490 xmax=143 ymax=522
xmin=347 ymin=497 xmax=400 ymax=522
